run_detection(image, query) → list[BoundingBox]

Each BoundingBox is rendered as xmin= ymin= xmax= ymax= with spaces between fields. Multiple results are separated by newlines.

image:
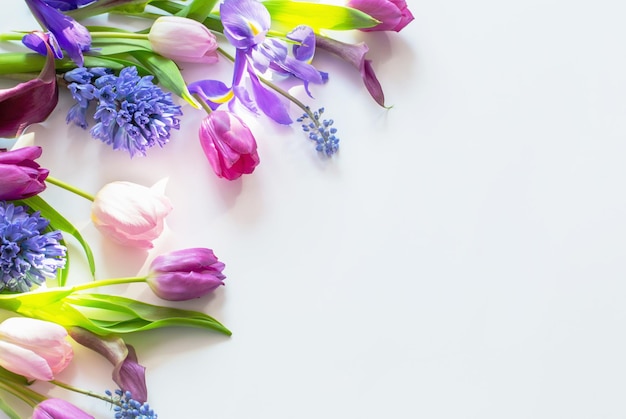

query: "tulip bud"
xmin=347 ymin=0 xmax=414 ymax=32
xmin=199 ymin=111 xmax=260 ymax=180
xmin=147 ymin=248 xmax=226 ymax=301
xmin=0 ymin=317 xmax=73 ymax=381
xmin=33 ymin=398 xmax=95 ymax=419
xmin=148 ymin=16 xmax=219 ymax=64
xmin=0 ymin=146 xmax=49 ymax=200
xmin=91 ymin=181 xmax=173 ymax=249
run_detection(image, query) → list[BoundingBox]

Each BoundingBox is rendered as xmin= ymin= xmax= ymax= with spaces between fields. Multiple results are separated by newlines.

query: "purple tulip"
xmin=0 ymin=32 xmax=58 ymax=138
xmin=69 ymin=327 xmax=148 ymax=403
xmin=198 ymin=111 xmax=260 ymax=180
xmin=25 ymin=0 xmax=91 ymax=66
xmin=315 ymin=35 xmax=386 ymax=107
xmin=347 ymin=0 xmax=414 ymax=32
xmin=147 ymin=248 xmax=226 ymax=301
xmin=0 ymin=146 xmax=49 ymax=200
xmin=33 ymin=398 xmax=94 ymax=419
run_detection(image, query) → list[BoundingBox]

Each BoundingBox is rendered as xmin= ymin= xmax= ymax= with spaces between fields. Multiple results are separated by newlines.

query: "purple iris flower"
xmin=24 ymin=0 xmax=91 ymax=66
xmin=189 ymin=0 xmax=326 ymax=125
xmin=43 ymin=0 xmax=96 ymax=10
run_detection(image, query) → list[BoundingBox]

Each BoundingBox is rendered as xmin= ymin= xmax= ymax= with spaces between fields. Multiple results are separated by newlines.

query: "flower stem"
xmin=46 ymin=176 xmax=95 ymax=202
xmin=89 ymin=31 xmax=149 ymax=40
xmin=50 ymin=380 xmax=113 ymax=404
xmin=70 ymin=276 xmax=147 ymax=292
xmin=0 ymin=33 xmax=24 ymax=42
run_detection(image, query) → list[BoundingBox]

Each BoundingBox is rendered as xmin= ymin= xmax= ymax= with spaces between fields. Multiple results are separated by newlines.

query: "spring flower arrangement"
xmin=0 ymin=0 xmax=413 ymax=417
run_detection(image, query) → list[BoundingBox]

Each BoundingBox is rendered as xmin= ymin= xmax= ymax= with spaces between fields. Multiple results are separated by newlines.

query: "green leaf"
xmin=67 ymin=294 xmax=232 ymax=335
xmin=0 ymin=398 xmax=21 ymax=419
xmin=175 ymin=0 xmax=219 ymax=22
xmin=150 ymin=1 xmax=224 ymax=32
xmin=262 ymin=0 xmax=379 ymax=33
xmin=91 ymin=38 xmax=152 ymax=55
xmin=20 ymin=195 xmax=96 ymax=278
xmin=128 ymin=50 xmax=200 ymax=108
xmin=66 ymin=0 xmax=153 ymax=20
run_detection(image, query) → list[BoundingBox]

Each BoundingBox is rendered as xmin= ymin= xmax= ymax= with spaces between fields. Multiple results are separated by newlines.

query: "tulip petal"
xmin=0 ymin=340 xmax=53 ymax=381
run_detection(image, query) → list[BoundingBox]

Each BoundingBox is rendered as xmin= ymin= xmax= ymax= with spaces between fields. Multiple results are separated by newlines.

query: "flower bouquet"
xmin=0 ymin=0 xmax=413 ymax=417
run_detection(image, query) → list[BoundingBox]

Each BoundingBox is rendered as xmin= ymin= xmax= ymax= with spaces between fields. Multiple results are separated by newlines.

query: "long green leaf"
xmin=91 ymin=38 xmax=152 ymax=55
xmin=0 ymin=398 xmax=20 ymax=419
xmin=68 ymin=294 xmax=232 ymax=335
xmin=263 ymin=1 xmax=379 ymax=33
xmin=175 ymin=0 xmax=220 ymax=21
xmin=20 ymin=195 xmax=96 ymax=278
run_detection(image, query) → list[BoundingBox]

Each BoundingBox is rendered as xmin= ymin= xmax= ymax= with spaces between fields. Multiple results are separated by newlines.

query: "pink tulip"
xmin=0 ymin=146 xmax=49 ymax=200
xmin=0 ymin=317 xmax=73 ymax=381
xmin=0 ymin=32 xmax=58 ymax=138
xmin=147 ymin=247 xmax=226 ymax=301
xmin=148 ymin=16 xmax=219 ymax=64
xmin=91 ymin=181 xmax=173 ymax=249
xmin=199 ymin=111 xmax=260 ymax=180
xmin=33 ymin=398 xmax=95 ymax=419
xmin=348 ymin=0 xmax=414 ymax=32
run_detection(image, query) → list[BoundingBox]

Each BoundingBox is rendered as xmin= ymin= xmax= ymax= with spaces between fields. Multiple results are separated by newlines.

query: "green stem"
xmin=46 ymin=176 xmax=95 ymax=202
xmin=70 ymin=276 xmax=147 ymax=292
xmin=89 ymin=31 xmax=149 ymax=40
xmin=0 ymin=33 xmax=24 ymax=42
xmin=50 ymin=380 xmax=114 ymax=404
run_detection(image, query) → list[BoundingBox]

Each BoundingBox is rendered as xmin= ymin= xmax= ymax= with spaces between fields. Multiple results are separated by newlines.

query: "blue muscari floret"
xmin=63 ymin=66 xmax=183 ymax=157
xmin=0 ymin=202 xmax=66 ymax=293
xmin=106 ymin=389 xmax=158 ymax=419
xmin=297 ymin=107 xmax=339 ymax=156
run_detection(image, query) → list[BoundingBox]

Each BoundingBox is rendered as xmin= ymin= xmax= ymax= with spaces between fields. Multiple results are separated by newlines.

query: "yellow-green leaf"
xmin=262 ymin=1 xmax=379 ymax=33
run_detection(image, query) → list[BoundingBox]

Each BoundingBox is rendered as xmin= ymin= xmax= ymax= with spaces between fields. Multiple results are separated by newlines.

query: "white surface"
xmin=3 ymin=1 xmax=626 ymax=418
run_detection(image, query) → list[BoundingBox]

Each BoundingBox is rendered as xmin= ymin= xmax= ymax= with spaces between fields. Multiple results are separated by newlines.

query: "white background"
xmin=2 ymin=0 xmax=626 ymax=418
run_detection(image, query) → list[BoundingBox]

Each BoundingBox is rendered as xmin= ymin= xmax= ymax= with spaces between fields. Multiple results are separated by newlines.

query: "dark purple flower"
xmin=0 ymin=146 xmax=49 ymax=200
xmin=25 ymin=0 xmax=91 ymax=66
xmin=315 ymin=35 xmax=386 ymax=107
xmin=0 ymin=32 xmax=58 ymax=138
xmin=147 ymin=248 xmax=226 ymax=301
xmin=347 ymin=0 xmax=414 ymax=32
xmin=69 ymin=327 xmax=148 ymax=403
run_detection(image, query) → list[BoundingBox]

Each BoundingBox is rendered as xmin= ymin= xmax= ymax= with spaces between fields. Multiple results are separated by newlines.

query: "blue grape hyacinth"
xmin=0 ymin=202 xmax=66 ymax=293
xmin=64 ymin=66 xmax=182 ymax=157
xmin=106 ymin=389 xmax=158 ymax=419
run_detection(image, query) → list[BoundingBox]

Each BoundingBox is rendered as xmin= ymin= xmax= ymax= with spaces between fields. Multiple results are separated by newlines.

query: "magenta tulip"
xmin=147 ymin=248 xmax=226 ymax=301
xmin=347 ymin=0 xmax=414 ymax=32
xmin=33 ymin=399 xmax=95 ymax=419
xmin=0 ymin=32 xmax=58 ymax=138
xmin=0 ymin=146 xmax=49 ymax=200
xmin=148 ymin=16 xmax=219 ymax=64
xmin=0 ymin=317 xmax=73 ymax=381
xmin=199 ymin=111 xmax=260 ymax=180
